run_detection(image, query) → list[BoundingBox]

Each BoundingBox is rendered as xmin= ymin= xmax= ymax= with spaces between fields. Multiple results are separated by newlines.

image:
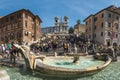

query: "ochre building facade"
xmin=0 ymin=9 xmax=42 ymax=44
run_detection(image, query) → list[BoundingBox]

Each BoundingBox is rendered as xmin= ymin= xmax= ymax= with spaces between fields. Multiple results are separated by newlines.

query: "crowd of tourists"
xmin=29 ymin=38 xmax=98 ymax=55
xmin=0 ymin=35 xmax=120 ymax=66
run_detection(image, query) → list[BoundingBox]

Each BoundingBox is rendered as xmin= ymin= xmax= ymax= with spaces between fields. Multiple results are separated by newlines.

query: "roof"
xmin=84 ymin=5 xmax=120 ymax=22
xmin=74 ymin=23 xmax=86 ymax=29
xmin=0 ymin=16 xmax=3 ymax=18
xmin=83 ymin=14 xmax=93 ymax=22
xmin=35 ymin=15 xmax=42 ymax=22
xmin=0 ymin=9 xmax=42 ymax=22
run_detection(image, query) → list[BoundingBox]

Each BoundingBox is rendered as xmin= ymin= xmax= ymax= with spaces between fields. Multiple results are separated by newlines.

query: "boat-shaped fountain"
xmin=34 ymin=54 xmax=111 ymax=78
xmin=14 ymin=44 xmax=112 ymax=78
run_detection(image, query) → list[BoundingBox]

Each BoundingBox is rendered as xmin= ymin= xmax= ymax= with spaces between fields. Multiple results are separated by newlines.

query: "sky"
xmin=0 ymin=0 xmax=120 ymax=28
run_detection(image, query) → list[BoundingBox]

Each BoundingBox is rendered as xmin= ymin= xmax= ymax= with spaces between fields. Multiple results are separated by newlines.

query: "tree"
xmin=69 ymin=27 xmax=74 ymax=34
xmin=77 ymin=19 xmax=81 ymax=24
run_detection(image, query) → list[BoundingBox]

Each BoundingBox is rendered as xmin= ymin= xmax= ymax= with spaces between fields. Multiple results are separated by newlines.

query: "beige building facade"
xmin=84 ymin=5 xmax=120 ymax=46
xmin=74 ymin=21 xmax=86 ymax=35
xmin=0 ymin=9 xmax=42 ymax=44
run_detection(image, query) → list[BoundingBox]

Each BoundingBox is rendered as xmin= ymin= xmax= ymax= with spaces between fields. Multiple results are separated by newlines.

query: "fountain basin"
xmin=35 ymin=55 xmax=111 ymax=78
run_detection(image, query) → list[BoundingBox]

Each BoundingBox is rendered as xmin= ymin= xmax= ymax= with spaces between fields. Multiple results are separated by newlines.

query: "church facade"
xmin=41 ymin=16 xmax=68 ymax=34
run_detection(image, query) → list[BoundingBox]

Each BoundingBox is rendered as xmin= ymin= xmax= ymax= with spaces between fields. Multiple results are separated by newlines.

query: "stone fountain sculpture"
xmin=72 ymin=56 xmax=80 ymax=64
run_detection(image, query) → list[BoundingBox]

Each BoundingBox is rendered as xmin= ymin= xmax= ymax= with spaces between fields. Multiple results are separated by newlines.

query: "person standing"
xmin=63 ymin=42 xmax=68 ymax=53
xmin=10 ymin=42 xmax=16 ymax=66
xmin=0 ymin=44 xmax=2 ymax=55
xmin=1 ymin=44 xmax=5 ymax=57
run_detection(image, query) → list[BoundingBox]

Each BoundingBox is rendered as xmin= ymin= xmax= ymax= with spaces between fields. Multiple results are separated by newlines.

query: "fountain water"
xmin=11 ymin=44 xmax=112 ymax=78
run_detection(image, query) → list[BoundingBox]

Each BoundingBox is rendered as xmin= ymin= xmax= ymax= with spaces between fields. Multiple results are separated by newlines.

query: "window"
xmin=17 ymin=13 xmax=22 ymax=18
xmin=116 ymin=16 xmax=119 ymax=20
xmin=116 ymin=24 xmax=119 ymax=29
xmin=25 ymin=14 xmax=28 ymax=18
xmin=89 ymin=19 xmax=91 ymax=23
xmin=108 ymin=22 xmax=111 ymax=27
xmin=101 ymin=13 xmax=104 ymax=18
xmin=17 ymin=21 xmax=21 ymax=28
xmin=101 ymin=32 xmax=103 ymax=36
xmin=116 ymin=34 xmax=118 ymax=38
xmin=17 ymin=32 xmax=19 ymax=38
xmin=33 ymin=18 xmax=35 ymax=22
xmin=101 ymin=22 xmax=103 ymax=28
xmin=6 ymin=18 xmax=8 ymax=22
xmin=86 ymin=22 xmax=88 ymax=25
xmin=89 ymin=35 xmax=91 ymax=38
xmin=89 ymin=27 xmax=91 ymax=31
xmin=86 ymin=29 xmax=87 ymax=33
xmin=55 ymin=20 xmax=58 ymax=23
xmin=94 ymin=17 xmax=97 ymax=22
xmin=108 ymin=13 xmax=111 ymax=18
xmin=1 ymin=20 xmax=3 ymax=27
xmin=25 ymin=21 xmax=27 ymax=28
xmin=108 ymin=32 xmax=111 ymax=36
xmin=17 ymin=32 xmax=22 ymax=38
xmin=94 ymin=26 xmax=96 ymax=30
xmin=94 ymin=34 xmax=96 ymax=38
xmin=11 ymin=23 xmax=13 ymax=29
xmin=65 ymin=19 xmax=67 ymax=22
xmin=10 ymin=16 xmax=14 ymax=21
